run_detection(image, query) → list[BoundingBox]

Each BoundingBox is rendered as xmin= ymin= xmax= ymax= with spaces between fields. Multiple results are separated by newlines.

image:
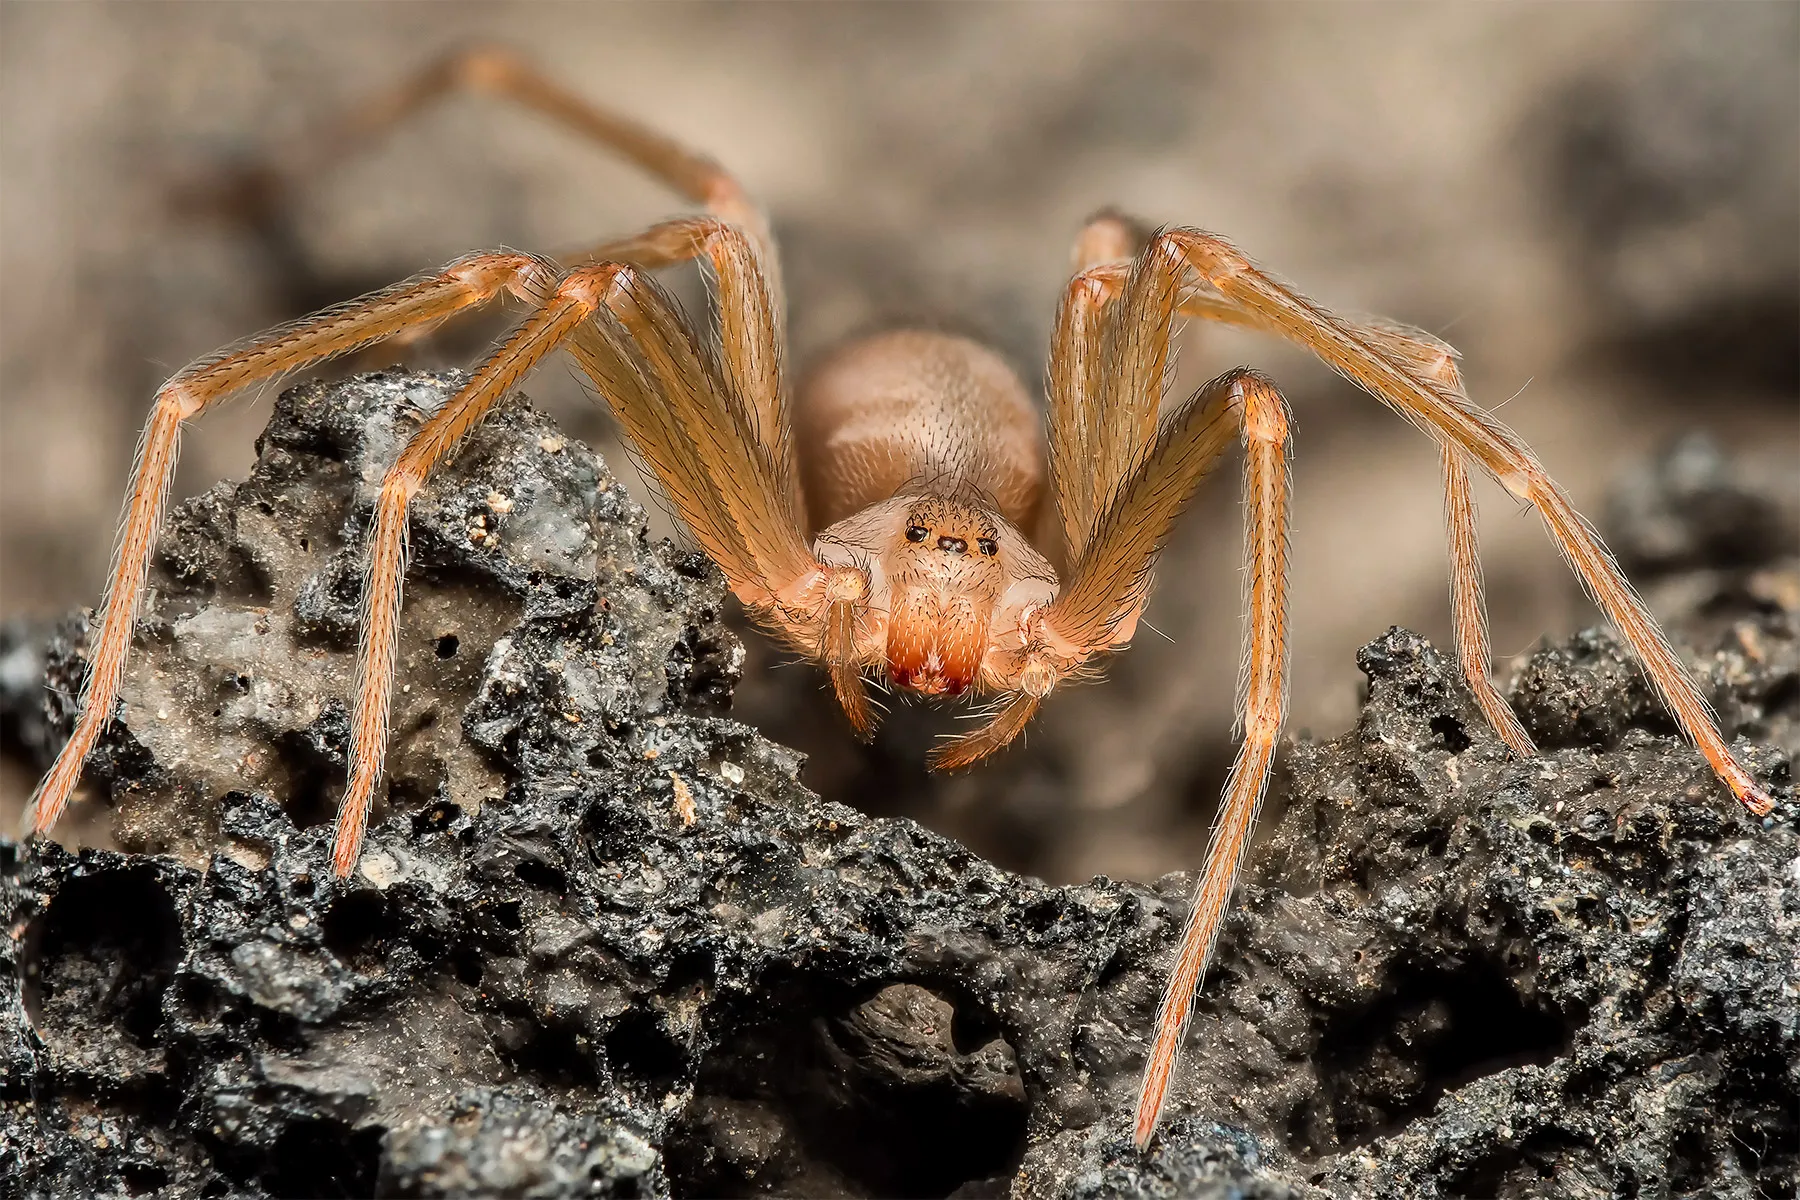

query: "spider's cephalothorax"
xmin=25 ymin=47 xmax=1775 ymax=1151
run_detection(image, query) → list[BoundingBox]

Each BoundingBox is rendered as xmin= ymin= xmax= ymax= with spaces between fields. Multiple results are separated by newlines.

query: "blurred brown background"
xmin=2 ymin=3 xmax=1795 ymax=885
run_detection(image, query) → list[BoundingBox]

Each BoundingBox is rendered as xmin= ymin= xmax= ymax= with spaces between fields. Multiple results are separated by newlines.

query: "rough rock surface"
xmin=1 ymin=372 xmax=1794 ymax=1199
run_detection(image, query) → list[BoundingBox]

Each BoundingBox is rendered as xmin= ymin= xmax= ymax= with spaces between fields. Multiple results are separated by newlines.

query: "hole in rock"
xmin=513 ymin=857 xmax=568 ymax=895
xmin=668 ymin=977 xmax=1027 ymax=1199
xmin=1430 ymin=714 xmax=1472 ymax=753
xmin=272 ymin=724 xmax=348 ymax=831
xmin=121 ymin=1162 xmax=170 ymax=1195
xmin=321 ymin=890 xmax=401 ymax=968
xmin=607 ymin=1008 xmax=689 ymax=1092
xmin=260 ymin=1119 xmax=382 ymax=1199
xmin=25 ymin=865 xmax=181 ymax=1049
xmin=581 ymin=799 xmax=650 ymax=866
xmin=510 ymin=1020 xmax=602 ymax=1088
xmin=411 ymin=800 xmax=462 ymax=835
xmin=1305 ymin=956 xmax=1573 ymax=1154
xmin=451 ymin=948 xmax=485 ymax=987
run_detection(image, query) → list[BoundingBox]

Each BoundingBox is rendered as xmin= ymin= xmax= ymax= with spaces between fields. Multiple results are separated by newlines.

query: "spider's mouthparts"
xmin=886 ymin=587 xmax=984 ymax=698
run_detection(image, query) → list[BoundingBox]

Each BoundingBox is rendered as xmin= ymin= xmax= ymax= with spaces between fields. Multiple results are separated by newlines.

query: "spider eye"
xmin=906 ymin=524 xmax=929 ymax=543
xmin=977 ymin=537 xmax=998 ymax=556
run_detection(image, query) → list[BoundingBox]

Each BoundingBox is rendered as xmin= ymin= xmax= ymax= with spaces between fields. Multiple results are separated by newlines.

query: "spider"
xmin=23 ymin=48 xmax=1774 ymax=1148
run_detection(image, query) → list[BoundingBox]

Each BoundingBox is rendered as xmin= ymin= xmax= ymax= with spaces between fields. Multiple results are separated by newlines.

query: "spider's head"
xmin=813 ymin=493 xmax=1057 ymax=698
xmin=882 ymin=497 xmax=1006 ymax=696
xmin=813 ymin=494 xmax=1057 ymax=699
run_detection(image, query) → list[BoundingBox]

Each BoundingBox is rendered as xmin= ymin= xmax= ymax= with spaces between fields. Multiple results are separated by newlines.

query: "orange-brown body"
xmin=797 ymin=330 xmax=1057 ymax=699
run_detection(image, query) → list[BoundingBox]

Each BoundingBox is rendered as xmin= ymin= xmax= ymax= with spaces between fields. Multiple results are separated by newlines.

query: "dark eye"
xmin=977 ymin=537 xmax=998 ymax=556
xmin=906 ymin=525 xmax=929 ymax=543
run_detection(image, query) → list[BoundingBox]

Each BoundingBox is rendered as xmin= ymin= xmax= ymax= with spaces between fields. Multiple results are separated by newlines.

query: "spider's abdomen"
xmin=794 ymin=330 xmax=1045 ymax=533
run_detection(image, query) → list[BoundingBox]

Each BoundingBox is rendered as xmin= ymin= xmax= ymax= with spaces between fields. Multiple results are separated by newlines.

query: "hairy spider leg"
xmin=167 ymin=45 xmax=864 ymax=868
xmin=932 ymin=214 xmax=1173 ymax=770
xmin=1442 ymin=442 xmax=1538 ymax=757
xmin=1070 ymin=209 xmax=1152 ymax=273
xmin=1046 ymin=256 xmax=1132 ymax=565
xmin=1089 ymin=226 xmax=1775 ymax=1147
xmin=564 ymin=216 xmax=798 ymax=522
xmin=934 ymin=220 xmax=1218 ymax=770
xmin=338 ymin=262 xmax=629 ymax=875
xmin=338 ymin=249 xmax=841 ymax=876
xmin=26 ymin=253 xmax=552 ymax=840
xmin=1068 ymin=223 xmax=1764 ymax=813
xmin=1148 ymin=227 xmax=1768 ymax=817
xmin=188 ymin=44 xmax=773 ymax=268
xmin=1128 ymin=272 xmax=1556 ymax=757
xmin=1351 ymin=318 xmax=1539 ymax=757
xmin=1133 ymin=372 xmax=1292 ymax=1148
xmin=194 ymin=45 xmax=907 ymax=737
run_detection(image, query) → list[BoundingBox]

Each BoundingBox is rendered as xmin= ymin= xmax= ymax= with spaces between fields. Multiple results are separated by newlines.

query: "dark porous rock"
xmin=380 ymin=1088 xmax=662 ymax=1199
xmin=1 ymin=373 xmax=1794 ymax=1198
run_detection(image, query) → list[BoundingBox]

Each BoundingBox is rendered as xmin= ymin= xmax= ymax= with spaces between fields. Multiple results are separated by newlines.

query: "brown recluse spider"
xmin=24 ymin=48 xmax=1774 ymax=1146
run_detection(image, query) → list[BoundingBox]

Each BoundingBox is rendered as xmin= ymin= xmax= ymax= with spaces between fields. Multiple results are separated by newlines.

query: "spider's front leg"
xmin=937 ymin=365 xmax=1296 ymax=1148
xmin=25 ymin=252 xmax=553 ymax=841
xmin=1127 ymin=370 xmax=1291 ymax=1148
xmin=334 ymin=227 xmax=866 ymax=875
xmin=335 ymin=261 xmax=634 ymax=875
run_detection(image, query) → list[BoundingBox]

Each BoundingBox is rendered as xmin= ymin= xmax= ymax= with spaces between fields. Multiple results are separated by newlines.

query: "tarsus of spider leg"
xmin=28 ymin=253 xmax=546 ymax=841
xmin=1442 ymin=444 xmax=1537 ymax=756
xmin=1134 ymin=374 xmax=1291 ymax=1147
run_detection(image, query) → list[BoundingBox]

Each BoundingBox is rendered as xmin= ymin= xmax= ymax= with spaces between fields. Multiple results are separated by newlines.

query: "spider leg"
xmin=1442 ymin=443 xmax=1537 ymax=756
xmin=1351 ymin=317 xmax=1537 ymax=755
xmin=185 ymin=45 xmax=772 ymax=263
xmin=25 ymin=252 xmax=551 ymax=840
xmin=1047 ymin=238 xmax=1137 ymax=563
xmin=564 ymin=217 xmax=797 ymax=519
xmin=1133 ymin=371 xmax=1292 ymax=1148
xmin=337 ymin=253 xmax=851 ymax=874
xmin=929 ymin=367 xmax=1257 ymax=770
xmin=925 ymin=693 xmax=1041 ymax=772
xmin=936 ymin=221 xmax=1255 ymax=771
xmin=566 ymin=245 xmax=873 ymax=730
xmin=1147 ymin=228 xmax=1770 ymax=816
xmin=336 ymin=262 xmax=633 ymax=874
xmin=1071 ymin=209 xmax=1152 ymax=272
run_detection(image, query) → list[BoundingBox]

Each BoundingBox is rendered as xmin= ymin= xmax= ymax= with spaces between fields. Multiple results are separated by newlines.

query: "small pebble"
xmin=670 ymin=772 xmax=697 ymax=826
xmin=404 ymin=384 xmax=445 ymax=413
